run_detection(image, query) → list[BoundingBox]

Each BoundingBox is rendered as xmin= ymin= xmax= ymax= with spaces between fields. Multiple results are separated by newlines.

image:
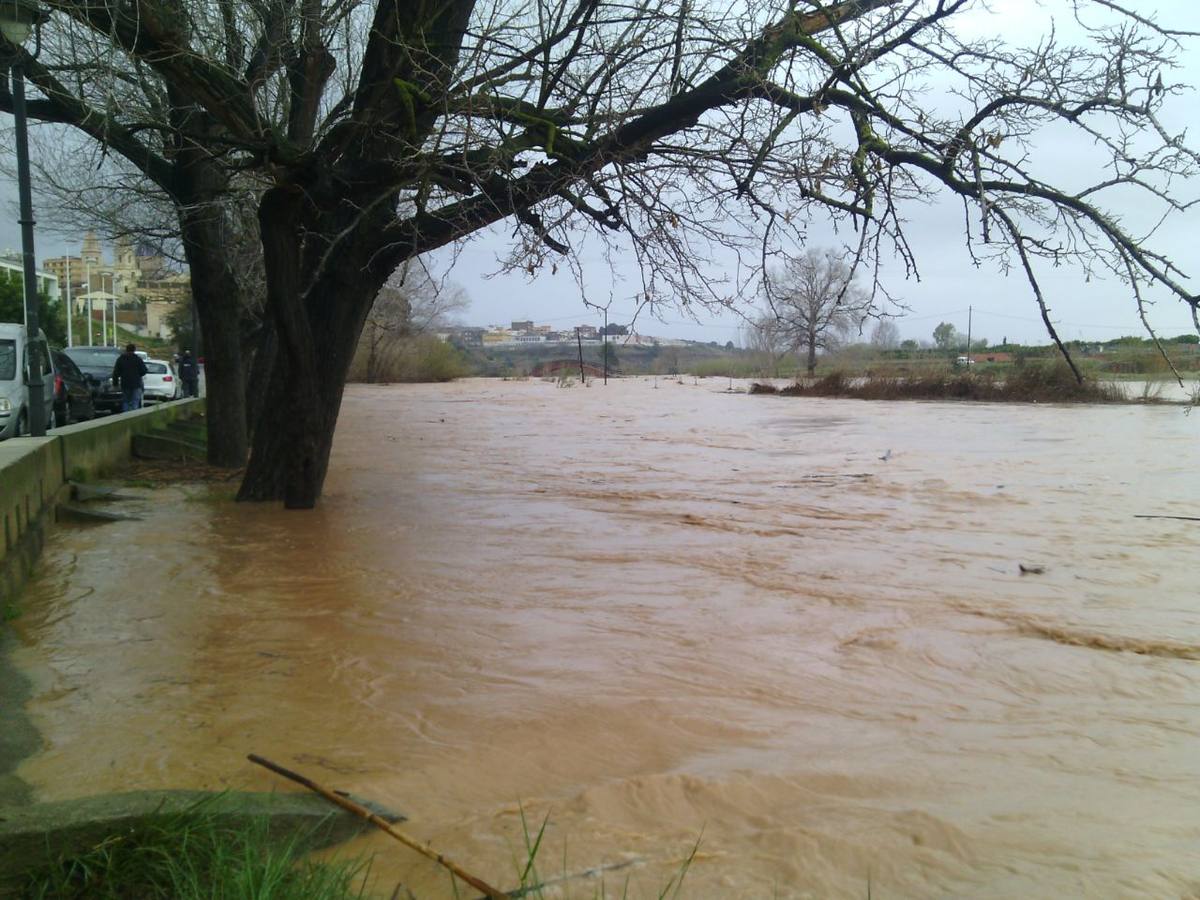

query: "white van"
xmin=0 ymin=323 xmax=57 ymax=439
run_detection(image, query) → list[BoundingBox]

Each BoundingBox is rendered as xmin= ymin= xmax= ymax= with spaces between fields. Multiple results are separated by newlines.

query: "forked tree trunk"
xmin=235 ymin=186 xmax=395 ymax=507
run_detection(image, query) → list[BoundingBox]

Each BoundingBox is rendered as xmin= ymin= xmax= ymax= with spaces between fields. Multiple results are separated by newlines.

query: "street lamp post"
xmin=2 ymin=0 xmax=50 ymax=436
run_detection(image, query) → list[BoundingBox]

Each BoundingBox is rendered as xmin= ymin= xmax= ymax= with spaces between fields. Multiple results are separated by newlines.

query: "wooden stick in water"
xmin=248 ymin=753 xmax=508 ymax=900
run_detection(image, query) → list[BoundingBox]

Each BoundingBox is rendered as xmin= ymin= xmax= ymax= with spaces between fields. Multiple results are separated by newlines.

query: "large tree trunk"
xmin=235 ymin=185 xmax=394 ymax=507
xmin=806 ymin=342 xmax=817 ymax=375
xmin=171 ymin=115 xmax=250 ymax=468
xmin=178 ymin=197 xmax=248 ymax=467
xmin=243 ymin=320 xmax=276 ymax=438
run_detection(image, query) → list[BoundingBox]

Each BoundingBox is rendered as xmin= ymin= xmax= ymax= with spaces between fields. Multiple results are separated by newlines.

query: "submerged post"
xmin=575 ymin=327 xmax=585 ymax=384
xmin=603 ymin=308 xmax=608 ymax=385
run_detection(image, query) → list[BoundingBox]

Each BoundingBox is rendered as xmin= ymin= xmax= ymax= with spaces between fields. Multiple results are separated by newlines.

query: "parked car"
xmin=50 ymin=348 xmax=96 ymax=425
xmin=142 ymin=358 xmax=181 ymax=403
xmin=61 ymin=345 xmax=124 ymax=414
xmin=0 ymin=323 xmax=57 ymax=439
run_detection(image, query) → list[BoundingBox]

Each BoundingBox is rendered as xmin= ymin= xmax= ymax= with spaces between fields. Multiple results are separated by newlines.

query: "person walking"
xmin=111 ymin=343 xmax=148 ymax=413
xmin=178 ymin=348 xmax=200 ymax=398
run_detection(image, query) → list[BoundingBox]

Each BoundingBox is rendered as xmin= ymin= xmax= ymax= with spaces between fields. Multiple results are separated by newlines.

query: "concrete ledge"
xmin=0 ymin=789 xmax=405 ymax=881
xmin=0 ymin=438 xmax=66 ymax=615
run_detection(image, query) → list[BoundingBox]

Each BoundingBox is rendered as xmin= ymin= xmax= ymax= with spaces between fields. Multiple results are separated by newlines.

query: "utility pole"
xmin=966 ymin=305 xmax=972 ymax=362
xmin=65 ymin=256 xmax=72 ymax=347
xmin=12 ymin=55 xmax=46 ymax=435
xmin=85 ymin=260 xmax=93 ymax=344
xmin=602 ymin=308 xmax=608 ymax=385
xmin=575 ymin=327 xmax=585 ymax=384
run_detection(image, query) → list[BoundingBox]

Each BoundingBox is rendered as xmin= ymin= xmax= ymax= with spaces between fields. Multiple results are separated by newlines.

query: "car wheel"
xmin=16 ymin=410 xmax=28 ymax=436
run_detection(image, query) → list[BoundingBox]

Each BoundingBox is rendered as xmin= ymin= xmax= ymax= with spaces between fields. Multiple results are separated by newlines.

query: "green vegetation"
xmin=419 ymin=333 xmax=1200 ymax=384
xmin=753 ymin=363 xmax=1132 ymax=403
xmin=8 ymin=799 xmax=370 ymax=900
xmin=349 ymin=334 xmax=471 ymax=382
xmin=505 ymin=806 xmax=699 ymax=900
xmin=0 ymin=275 xmax=65 ymax=346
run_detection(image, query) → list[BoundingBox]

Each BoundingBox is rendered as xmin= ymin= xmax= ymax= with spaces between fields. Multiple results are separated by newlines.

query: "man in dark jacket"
xmin=111 ymin=343 xmax=148 ymax=412
xmin=177 ymin=349 xmax=200 ymax=398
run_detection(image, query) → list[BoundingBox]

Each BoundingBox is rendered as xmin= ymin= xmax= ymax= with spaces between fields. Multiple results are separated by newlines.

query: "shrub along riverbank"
xmin=750 ymin=364 xmax=1154 ymax=403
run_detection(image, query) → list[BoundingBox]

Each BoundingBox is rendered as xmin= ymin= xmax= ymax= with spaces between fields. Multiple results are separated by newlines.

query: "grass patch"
xmin=9 ymin=797 xmax=370 ymax=900
xmin=499 ymin=806 xmax=701 ymax=900
xmin=766 ymin=362 xmax=1129 ymax=403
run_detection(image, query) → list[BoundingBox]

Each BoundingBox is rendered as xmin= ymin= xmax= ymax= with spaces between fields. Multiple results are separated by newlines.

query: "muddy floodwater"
xmin=9 ymin=378 xmax=1200 ymax=897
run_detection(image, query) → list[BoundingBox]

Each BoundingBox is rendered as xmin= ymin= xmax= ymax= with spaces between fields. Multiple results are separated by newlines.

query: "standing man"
xmin=177 ymin=348 xmax=200 ymax=398
xmin=111 ymin=343 xmax=148 ymax=413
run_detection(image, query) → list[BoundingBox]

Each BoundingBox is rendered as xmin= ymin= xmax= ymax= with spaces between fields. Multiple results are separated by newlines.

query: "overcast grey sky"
xmin=2 ymin=0 xmax=1197 ymax=346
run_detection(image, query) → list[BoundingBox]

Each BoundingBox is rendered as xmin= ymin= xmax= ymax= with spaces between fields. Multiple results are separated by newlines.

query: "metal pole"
xmin=575 ymin=327 xmax=585 ymax=384
xmin=12 ymin=61 xmax=46 ymax=436
xmin=85 ymin=260 xmax=93 ymax=344
xmin=65 ymin=256 xmax=72 ymax=346
xmin=966 ymin=305 xmax=972 ymax=362
xmin=603 ymin=308 xmax=608 ymax=385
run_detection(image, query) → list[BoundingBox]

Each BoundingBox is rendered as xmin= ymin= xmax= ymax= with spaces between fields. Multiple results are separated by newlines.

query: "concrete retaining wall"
xmin=0 ymin=399 xmax=203 ymax=613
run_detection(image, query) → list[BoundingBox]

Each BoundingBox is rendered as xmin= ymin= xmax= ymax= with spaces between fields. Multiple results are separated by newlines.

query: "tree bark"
xmin=177 ymin=189 xmax=248 ymax=467
xmin=806 ymin=341 xmax=817 ymax=375
xmin=235 ymin=185 xmax=395 ymax=507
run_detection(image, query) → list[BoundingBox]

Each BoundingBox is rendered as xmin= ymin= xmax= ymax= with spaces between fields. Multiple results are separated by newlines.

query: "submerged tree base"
xmin=752 ymin=364 xmax=1132 ymax=403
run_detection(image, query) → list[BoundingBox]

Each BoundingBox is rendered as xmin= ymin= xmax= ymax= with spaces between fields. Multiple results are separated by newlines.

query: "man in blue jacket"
xmin=111 ymin=344 xmax=148 ymax=412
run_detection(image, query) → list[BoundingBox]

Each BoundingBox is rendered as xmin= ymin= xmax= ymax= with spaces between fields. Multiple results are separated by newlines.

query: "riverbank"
xmin=749 ymin=365 xmax=1197 ymax=404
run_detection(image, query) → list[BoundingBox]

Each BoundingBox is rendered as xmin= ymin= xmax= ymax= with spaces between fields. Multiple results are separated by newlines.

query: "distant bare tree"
xmin=871 ymin=319 xmax=902 ymax=350
xmin=764 ymin=250 xmax=871 ymax=375
xmin=357 ymin=263 xmax=468 ymax=383
xmin=741 ymin=314 xmax=790 ymax=377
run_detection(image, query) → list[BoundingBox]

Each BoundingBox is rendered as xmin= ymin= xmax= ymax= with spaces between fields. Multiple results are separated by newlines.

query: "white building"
xmin=0 ymin=252 xmax=61 ymax=307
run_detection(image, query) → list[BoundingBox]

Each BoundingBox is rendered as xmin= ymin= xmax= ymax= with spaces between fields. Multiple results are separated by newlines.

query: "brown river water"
xmin=9 ymin=378 xmax=1200 ymax=898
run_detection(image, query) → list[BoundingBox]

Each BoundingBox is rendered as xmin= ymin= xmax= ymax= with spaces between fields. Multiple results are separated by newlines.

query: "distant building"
xmin=43 ymin=256 xmax=83 ymax=298
xmin=511 ymin=320 xmax=534 ymax=332
xmin=483 ymin=329 xmax=513 ymax=345
xmin=444 ymin=327 xmax=485 ymax=347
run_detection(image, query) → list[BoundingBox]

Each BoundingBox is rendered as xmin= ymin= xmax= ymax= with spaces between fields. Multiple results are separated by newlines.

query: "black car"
xmin=50 ymin=349 xmax=96 ymax=425
xmin=61 ymin=346 xmax=124 ymax=414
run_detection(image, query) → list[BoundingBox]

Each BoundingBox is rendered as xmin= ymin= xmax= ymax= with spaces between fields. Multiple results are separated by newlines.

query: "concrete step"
xmin=131 ymin=431 xmax=207 ymax=462
xmin=56 ymin=503 xmax=142 ymax=524
xmin=163 ymin=419 xmax=207 ymax=443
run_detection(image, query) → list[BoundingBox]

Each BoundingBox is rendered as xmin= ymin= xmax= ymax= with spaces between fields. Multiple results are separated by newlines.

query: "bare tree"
xmin=742 ymin=314 xmax=791 ymax=378
xmin=870 ymin=318 xmax=901 ymax=350
xmin=357 ymin=263 xmax=468 ymax=383
xmin=765 ymin=249 xmax=870 ymax=375
xmin=2 ymin=0 xmax=1198 ymax=505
